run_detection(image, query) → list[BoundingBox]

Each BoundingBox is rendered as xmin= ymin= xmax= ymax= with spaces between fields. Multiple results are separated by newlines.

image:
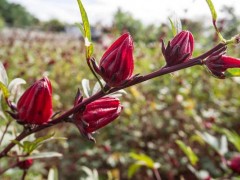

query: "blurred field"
xmin=0 ymin=26 xmax=240 ymax=180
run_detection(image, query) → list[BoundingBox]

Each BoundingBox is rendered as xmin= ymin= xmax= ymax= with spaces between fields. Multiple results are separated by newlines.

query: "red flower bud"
xmin=74 ymin=97 xmax=122 ymax=141
xmin=17 ymin=77 xmax=53 ymax=125
xmin=17 ymin=159 xmax=33 ymax=170
xmin=228 ymin=155 xmax=240 ymax=174
xmin=204 ymin=45 xmax=240 ymax=78
xmin=93 ymin=33 xmax=134 ymax=87
xmin=162 ymin=31 xmax=194 ymax=67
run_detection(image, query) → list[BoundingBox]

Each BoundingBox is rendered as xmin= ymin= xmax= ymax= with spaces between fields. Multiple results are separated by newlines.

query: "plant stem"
xmin=0 ymin=120 xmax=12 ymax=145
xmin=86 ymin=57 xmax=105 ymax=91
xmin=0 ymin=43 xmax=225 ymax=160
xmin=21 ymin=170 xmax=27 ymax=180
xmin=153 ymin=168 xmax=161 ymax=180
xmin=0 ymin=161 xmax=18 ymax=175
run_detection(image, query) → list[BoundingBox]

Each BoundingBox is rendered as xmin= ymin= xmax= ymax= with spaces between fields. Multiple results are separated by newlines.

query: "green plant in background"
xmin=0 ymin=0 xmax=240 ymax=179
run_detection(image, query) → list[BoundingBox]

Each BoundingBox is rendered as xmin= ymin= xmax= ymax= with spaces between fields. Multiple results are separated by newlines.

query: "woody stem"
xmin=0 ymin=43 xmax=225 ymax=160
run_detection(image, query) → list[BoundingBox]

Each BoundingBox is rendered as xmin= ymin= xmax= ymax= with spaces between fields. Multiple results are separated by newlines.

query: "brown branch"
xmin=0 ymin=43 xmax=226 ymax=160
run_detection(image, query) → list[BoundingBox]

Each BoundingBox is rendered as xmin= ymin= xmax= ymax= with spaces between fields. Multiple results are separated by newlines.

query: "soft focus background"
xmin=0 ymin=0 xmax=240 ymax=179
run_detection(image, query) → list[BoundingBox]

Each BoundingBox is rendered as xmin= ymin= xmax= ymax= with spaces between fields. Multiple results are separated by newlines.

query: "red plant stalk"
xmin=0 ymin=42 xmax=226 ymax=159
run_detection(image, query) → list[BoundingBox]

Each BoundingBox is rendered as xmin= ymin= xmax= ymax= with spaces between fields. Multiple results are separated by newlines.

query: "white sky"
xmin=8 ymin=0 xmax=240 ymax=26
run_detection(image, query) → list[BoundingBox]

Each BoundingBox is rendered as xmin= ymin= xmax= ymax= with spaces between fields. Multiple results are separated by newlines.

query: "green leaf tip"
xmin=205 ymin=0 xmax=217 ymax=21
xmin=176 ymin=140 xmax=199 ymax=166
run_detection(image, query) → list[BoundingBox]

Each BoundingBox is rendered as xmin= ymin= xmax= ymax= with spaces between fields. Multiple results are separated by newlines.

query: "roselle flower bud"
xmin=74 ymin=97 xmax=122 ymax=141
xmin=228 ymin=155 xmax=240 ymax=174
xmin=93 ymin=33 xmax=134 ymax=87
xmin=17 ymin=159 xmax=33 ymax=170
xmin=162 ymin=30 xmax=194 ymax=67
xmin=17 ymin=77 xmax=53 ymax=125
xmin=205 ymin=47 xmax=240 ymax=79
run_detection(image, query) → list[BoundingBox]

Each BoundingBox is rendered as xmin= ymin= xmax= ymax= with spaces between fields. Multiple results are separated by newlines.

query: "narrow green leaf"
xmin=77 ymin=0 xmax=91 ymax=41
xmin=219 ymin=128 xmax=240 ymax=152
xmin=23 ymin=141 xmax=32 ymax=153
xmin=168 ymin=14 xmax=182 ymax=36
xmin=129 ymin=152 xmax=154 ymax=168
xmin=77 ymin=0 xmax=93 ymax=57
xmin=205 ymin=0 xmax=225 ymax=42
xmin=0 ymin=82 xmax=10 ymax=98
xmin=128 ymin=163 xmax=141 ymax=179
xmin=197 ymin=132 xmax=219 ymax=152
xmin=77 ymin=0 xmax=93 ymax=58
xmin=12 ymin=140 xmax=24 ymax=148
xmin=176 ymin=140 xmax=199 ymax=166
xmin=21 ymin=133 xmax=56 ymax=154
xmin=33 ymin=133 xmax=55 ymax=146
xmin=169 ymin=18 xmax=177 ymax=36
xmin=225 ymin=68 xmax=240 ymax=77
xmin=205 ymin=0 xmax=217 ymax=21
xmin=75 ymin=22 xmax=85 ymax=37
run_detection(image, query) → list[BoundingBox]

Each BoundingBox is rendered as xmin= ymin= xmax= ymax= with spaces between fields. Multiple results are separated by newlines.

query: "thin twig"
xmin=0 ymin=161 xmax=18 ymax=175
xmin=153 ymin=168 xmax=161 ymax=180
xmin=0 ymin=43 xmax=226 ymax=160
xmin=0 ymin=121 xmax=12 ymax=145
xmin=21 ymin=170 xmax=27 ymax=180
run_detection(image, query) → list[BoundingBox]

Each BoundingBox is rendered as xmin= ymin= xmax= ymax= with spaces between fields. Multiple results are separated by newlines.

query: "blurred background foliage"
xmin=0 ymin=0 xmax=240 ymax=179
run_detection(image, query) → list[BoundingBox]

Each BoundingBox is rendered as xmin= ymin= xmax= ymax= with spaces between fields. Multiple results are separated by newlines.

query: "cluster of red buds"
xmin=12 ymin=31 xmax=240 ymax=142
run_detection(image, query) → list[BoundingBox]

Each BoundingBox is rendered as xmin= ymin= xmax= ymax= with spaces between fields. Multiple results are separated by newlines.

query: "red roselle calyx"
xmin=204 ymin=46 xmax=240 ymax=78
xmin=228 ymin=155 xmax=240 ymax=174
xmin=17 ymin=77 xmax=53 ymax=125
xmin=92 ymin=33 xmax=134 ymax=87
xmin=162 ymin=30 xmax=194 ymax=67
xmin=17 ymin=159 xmax=33 ymax=170
xmin=74 ymin=96 xmax=122 ymax=141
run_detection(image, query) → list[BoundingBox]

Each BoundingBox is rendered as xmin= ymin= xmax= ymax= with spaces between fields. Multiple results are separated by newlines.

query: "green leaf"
xmin=12 ymin=140 xmax=24 ymax=148
xmin=205 ymin=0 xmax=217 ymax=21
xmin=32 ymin=133 xmax=55 ymax=146
xmin=168 ymin=15 xmax=182 ymax=36
xmin=23 ymin=141 xmax=33 ymax=153
xmin=205 ymin=0 xmax=225 ymax=42
xmin=0 ymin=82 xmax=10 ymax=98
xmin=197 ymin=132 xmax=219 ymax=152
xmin=225 ymin=68 xmax=240 ymax=77
xmin=176 ymin=140 xmax=199 ymax=166
xmin=215 ymin=127 xmax=240 ymax=152
xmin=77 ymin=0 xmax=93 ymax=58
xmin=128 ymin=163 xmax=142 ymax=179
xmin=75 ymin=22 xmax=85 ymax=37
xmin=169 ymin=18 xmax=177 ymax=36
xmin=0 ymin=62 xmax=8 ymax=86
xmin=22 ymin=133 xmax=55 ymax=153
xmin=129 ymin=152 xmax=155 ymax=168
